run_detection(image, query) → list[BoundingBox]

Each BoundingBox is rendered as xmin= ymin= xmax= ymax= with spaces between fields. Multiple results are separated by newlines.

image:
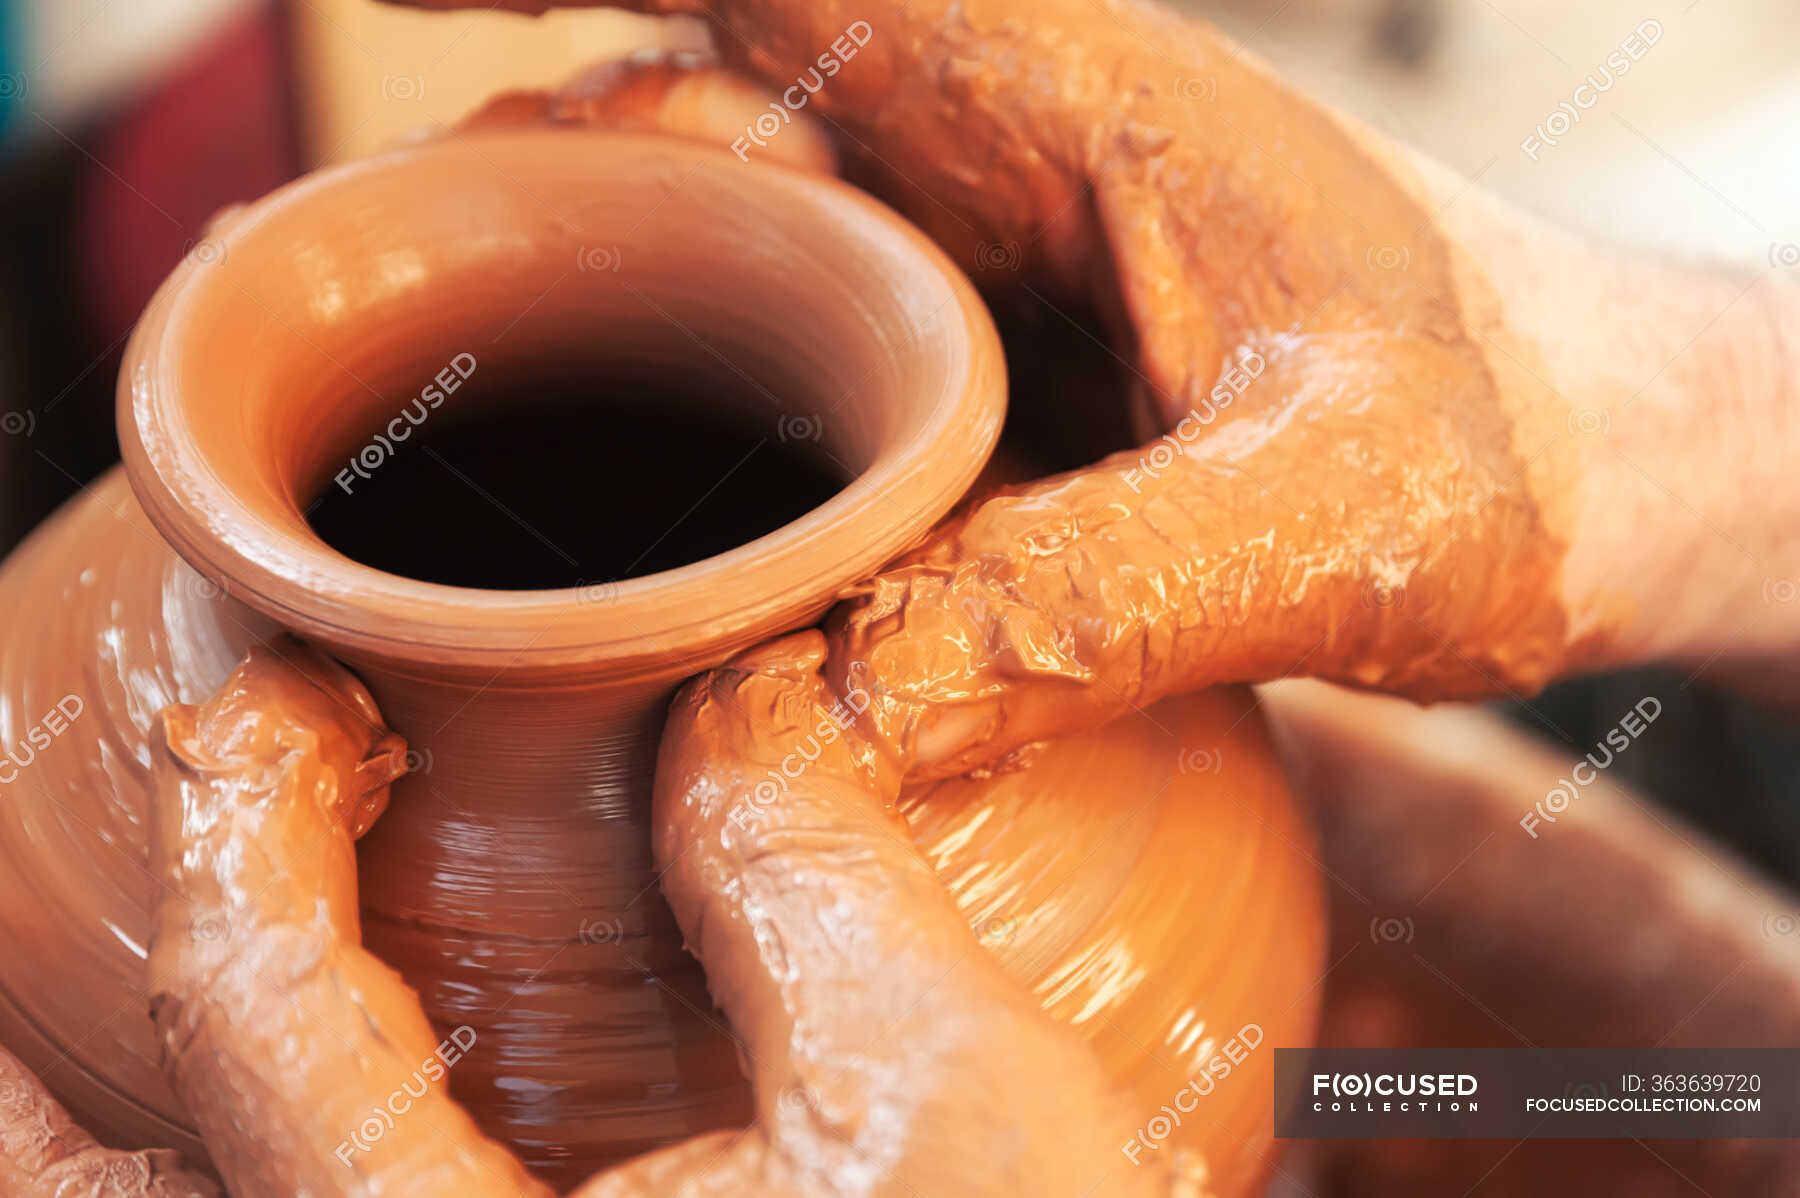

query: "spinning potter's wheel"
xmin=905 ymin=687 xmax=1324 ymax=1195
xmin=0 ymin=129 xmax=1324 ymax=1196
xmin=0 ymin=470 xmax=1323 ymax=1194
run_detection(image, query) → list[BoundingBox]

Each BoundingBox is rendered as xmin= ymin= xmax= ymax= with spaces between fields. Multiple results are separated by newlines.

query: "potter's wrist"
xmin=1561 ymin=276 xmax=1800 ymax=674
xmin=151 ymin=908 xmax=342 ymax=1016
xmin=153 ymin=814 xmax=361 ymax=968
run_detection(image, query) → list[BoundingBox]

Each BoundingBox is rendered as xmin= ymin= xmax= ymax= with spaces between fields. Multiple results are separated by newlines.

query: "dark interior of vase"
xmin=306 ymin=363 xmax=845 ymax=592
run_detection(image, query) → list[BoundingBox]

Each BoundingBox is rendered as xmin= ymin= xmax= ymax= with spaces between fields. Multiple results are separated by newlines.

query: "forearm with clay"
xmin=141 ymin=644 xmax=1162 ymax=1198
xmin=828 ymin=250 xmax=1800 ymax=775
xmin=146 ymin=645 xmax=548 ymax=1198
xmin=64 ymin=1 xmax=1800 ymax=1194
xmin=411 ymin=0 xmax=1800 ymax=776
xmin=826 ymin=330 xmax=1567 ymax=779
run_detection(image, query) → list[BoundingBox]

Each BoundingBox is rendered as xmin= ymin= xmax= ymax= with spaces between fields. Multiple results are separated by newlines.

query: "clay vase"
xmin=0 ymin=130 xmax=1323 ymax=1193
xmin=903 ymin=686 xmax=1326 ymax=1197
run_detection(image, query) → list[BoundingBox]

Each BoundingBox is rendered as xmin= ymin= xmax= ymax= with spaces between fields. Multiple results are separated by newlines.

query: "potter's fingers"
xmin=0 ymin=1044 xmax=218 ymax=1197
xmin=640 ymin=630 xmax=1167 ymax=1196
xmin=828 ymin=335 xmax=1571 ymax=781
xmin=458 ymin=54 xmax=837 ymax=174
xmin=149 ymin=648 xmax=546 ymax=1198
xmin=154 ymin=639 xmax=407 ymax=841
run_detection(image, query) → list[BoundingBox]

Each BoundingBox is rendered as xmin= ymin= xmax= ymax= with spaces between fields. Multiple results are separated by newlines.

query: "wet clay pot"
xmin=0 ymin=131 xmax=1323 ymax=1192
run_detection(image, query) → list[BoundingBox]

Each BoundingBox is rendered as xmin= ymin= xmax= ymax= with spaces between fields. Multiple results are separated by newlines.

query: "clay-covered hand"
xmin=0 ymin=1045 xmax=218 ymax=1197
xmin=577 ymin=630 xmax=1174 ymax=1196
xmin=400 ymin=0 xmax=1800 ymax=768
xmin=142 ymin=643 xmax=1170 ymax=1198
xmin=147 ymin=641 xmax=545 ymax=1198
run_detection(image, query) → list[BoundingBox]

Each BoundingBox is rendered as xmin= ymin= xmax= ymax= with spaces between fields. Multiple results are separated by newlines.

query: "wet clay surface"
xmin=0 ymin=1043 xmax=216 ymax=1197
xmin=147 ymin=644 xmax=548 ymax=1198
xmin=7 ymin=0 xmax=1710 ymax=1186
xmin=0 ymin=463 xmax=1320 ymax=1195
xmin=94 ymin=124 xmax=1009 ymax=1186
xmin=139 ymin=636 xmax=1316 ymax=1197
xmin=2 ymin=122 xmax=1007 ymax=1186
xmin=898 ymin=682 xmax=1324 ymax=1194
xmin=0 ymin=92 xmax=1329 ymax=1193
xmin=457 ymin=4 xmax=1595 ymax=788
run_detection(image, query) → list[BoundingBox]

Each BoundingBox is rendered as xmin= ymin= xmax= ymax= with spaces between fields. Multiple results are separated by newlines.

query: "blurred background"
xmin=0 ymin=0 xmax=1795 ymax=907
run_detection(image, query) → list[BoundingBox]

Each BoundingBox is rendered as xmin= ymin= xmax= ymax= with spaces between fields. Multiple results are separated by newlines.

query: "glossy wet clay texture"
xmin=14 ymin=0 xmax=1743 ymax=1187
xmin=138 ymin=638 xmax=1316 ymax=1197
xmin=0 ymin=129 xmax=1003 ymax=1183
xmin=0 ymin=105 xmax=1323 ymax=1198
xmin=431 ymin=0 xmax=1699 ymax=784
xmin=0 ymin=1042 xmax=217 ymax=1197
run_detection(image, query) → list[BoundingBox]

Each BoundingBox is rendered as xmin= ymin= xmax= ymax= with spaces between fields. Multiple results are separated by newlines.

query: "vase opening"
xmin=121 ymin=131 xmax=1005 ymax=681
xmin=106 ymin=134 xmax=1007 ymax=1181
xmin=303 ymin=354 xmax=847 ymax=593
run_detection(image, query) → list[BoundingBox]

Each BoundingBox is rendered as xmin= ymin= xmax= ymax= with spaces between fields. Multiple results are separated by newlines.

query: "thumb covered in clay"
xmin=153 ymin=640 xmax=407 ymax=846
xmin=614 ymin=629 xmax=1175 ymax=1196
xmin=827 ymin=327 xmax=1570 ymax=781
xmin=139 ymin=633 xmax=1179 ymax=1196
